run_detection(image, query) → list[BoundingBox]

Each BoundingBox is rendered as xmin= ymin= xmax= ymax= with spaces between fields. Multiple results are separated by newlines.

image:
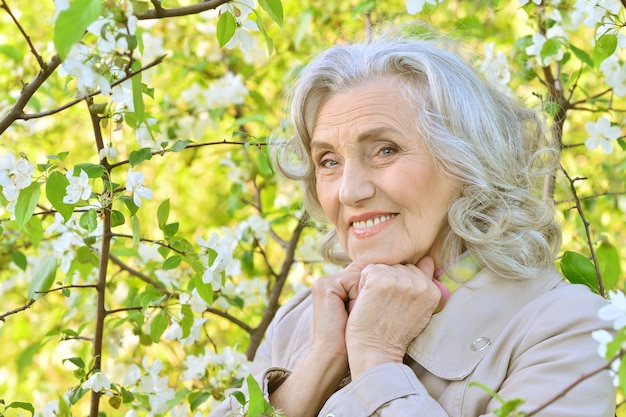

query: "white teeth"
xmin=352 ymin=215 xmax=394 ymax=229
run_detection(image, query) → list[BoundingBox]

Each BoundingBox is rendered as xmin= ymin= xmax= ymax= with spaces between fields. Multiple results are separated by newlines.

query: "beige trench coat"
xmin=209 ymin=268 xmax=616 ymax=417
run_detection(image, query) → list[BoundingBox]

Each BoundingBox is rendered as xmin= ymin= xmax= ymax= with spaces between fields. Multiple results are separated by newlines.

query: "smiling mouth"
xmin=351 ymin=214 xmax=396 ymax=230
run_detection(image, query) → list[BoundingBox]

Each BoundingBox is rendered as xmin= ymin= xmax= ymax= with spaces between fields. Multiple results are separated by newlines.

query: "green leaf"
xmin=593 ymin=33 xmax=618 ymax=66
xmin=150 ymin=310 xmax=168 ymax=343
xmin=120 ymin=195 xmax=139 ymax=216
xmin=170 ymin=140 xmax=191 ymax=152
xmin=255 ymin=11 xmax=274 ymax=55
xmin=597 ymin=241 xmax=621 ymax=291
xmin=229 ymin=390 xmax=247 ymax=406
xmin=6 ymin=402 xmax=35 ymax=416
xmin=569 ymin=43 xmax=594 ymax=67
xmin=62 ymin=357 xmax=86 ymax=369
xmin=540 ymin=38 xmax=561 ymax=62
xmin=246 ymin=375 xmax=274 ymax=417
xmin=129 ymin=148 xmax=153 ymax=167
xmin=164 ymin=222 xmax=179 ymax=240
xmin=217 ymin=11 xmax=237 ymax=48
xmin=79 ymin=208 xmax=98 ymax=233
xmin=111 ymin=210 xmax=125 ymax=227
xmin=256 ymin=148 xmax=274 ymax=178
xmin=189 ymin=391 xmax=211 ymax=411
xmin=162 ymin=255 xmax=182 ymax=270
xmin=46 ymin=171 xmax=74 ymax=222
xmin=23 ymin=216 xmax=44 ymax=249
xmin=131 ymin=60 xmax=145 ymax=125
xmin=28 ymin=255 xmax=57 ymax=300
xmin=258 ymin=0 xmax=283 ymax=26
xmin=158 ymin=245 xmax=171 ymax=259
xmin=74 ymin=163 xmax=105 ymax=178
xmin=15 ymin=181 xmax=41 ymax=230
xmin=12 ymin=250 xmax=28 ymax=271
xmin=157 ymin=199 xmax=170 ymax=230
xmin=180 ymin=304 xmax=194 ymax=339
xmin=131 ymin=215 xmax=141 ymax=247
xmin=53 ymin=0 xmax=102 ymax=60
xmin=194 ymin=273 xmax=214 ymax=305
xmin=559 ymin=251 xmax=599 ymax=294
xmin=0 ymin=44 xmax=24 ymax=62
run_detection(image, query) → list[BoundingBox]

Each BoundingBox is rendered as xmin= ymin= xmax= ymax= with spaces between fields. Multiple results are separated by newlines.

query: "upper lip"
xmin=347 ymin=212 xmax=396 ymax=225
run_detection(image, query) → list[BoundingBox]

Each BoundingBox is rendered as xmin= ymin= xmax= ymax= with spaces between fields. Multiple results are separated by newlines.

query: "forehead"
xmin=310 ymin=78 xmax=417 ymax=147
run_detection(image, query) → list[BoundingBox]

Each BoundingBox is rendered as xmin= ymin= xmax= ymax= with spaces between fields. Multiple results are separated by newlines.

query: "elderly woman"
xmin=209 ymin=37 xmax=616 ymax=416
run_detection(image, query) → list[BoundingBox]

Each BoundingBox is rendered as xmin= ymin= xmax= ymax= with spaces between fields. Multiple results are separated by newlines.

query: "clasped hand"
xmin=311 ymin=257 xmax=442 ymax=378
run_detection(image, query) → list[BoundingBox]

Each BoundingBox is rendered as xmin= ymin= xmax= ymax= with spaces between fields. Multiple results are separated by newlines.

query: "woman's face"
xmin=311 ymin=77 xmax=460 ymax=268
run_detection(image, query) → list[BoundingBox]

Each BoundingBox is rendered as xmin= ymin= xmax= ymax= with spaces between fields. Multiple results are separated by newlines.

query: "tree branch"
xmin=246 ymin=215 xmax=308 ymax=360
xmin=137 ymin=0 xmax=231 ymax=20
xmin=206 ymin=307 xmax=253 ymax=333
xmin=0 ymin=54 xmax=61 ymax=135
xmin=109 ymin=254 xmax=170 ymax=293
xmin=560 ymin=166 xmax=605 ymax=296
xmin=20 ymin=55 xmax=166 ymax=122
xmin=108 ymin=140 xmax=267 ymax=170
xmin=0 ymin=299 xmax=36 ymax=322
xmin=526 ymin=352 xmax=621 ymax=416
xmin=0 ymin=0 xmax=45 ymax=68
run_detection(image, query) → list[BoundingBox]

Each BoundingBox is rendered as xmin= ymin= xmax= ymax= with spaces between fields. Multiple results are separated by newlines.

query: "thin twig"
xmin=35 ymin=284 xmax=98 ymax=295
xmin=206 ymin=307 xmax=253 ymax=334
xmin=0 ymin=299 xmax=36 ymax=322
xmin=0 ymin=54 xmax=61 ymax=135
xmin=20 ymin=55 xmax=166 ymax=121
xmin=108 ymin=140 xmax=267 ymax=170
xmin=560 ymin=166 xmax=605 ymax=296
xmin=137 ymin=0 xmax=231 ymax=20
xmin=526 ymin=353 xmax=621 ymax=416
xmin=246 ymin=215 xmax=308 ymax=360
xmin=0 ymin=0 xmax=45 ymax=68
xmin=109 ymin=254 xmax=170 ymax=293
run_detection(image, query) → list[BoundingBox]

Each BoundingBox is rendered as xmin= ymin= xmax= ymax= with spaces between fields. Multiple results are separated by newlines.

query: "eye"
xmin=377 ymin=144 xmax=399 ymax=157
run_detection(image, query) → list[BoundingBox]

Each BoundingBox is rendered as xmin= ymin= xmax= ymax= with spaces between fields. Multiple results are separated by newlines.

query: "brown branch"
xmin=246 ymin=215 xmax=308 ymax=360
xmin=137 ymin=0 xmax=231 ymax=20
xmin=526 ymin=352 xmax=621 ymax=416
xmin=0 ymin=299 xmax=36 ymax=322
xmin=108 ymin=140 xmax=267 ymax=170
xmin=0 ymin=0 xmax=45 ymax=68
xmin=206 ymin=307 xmax=253 ymax=333
xmin=35 ymin=284 xmax=98 ymax=295
xmin=106 ymin=306 xmax=144 ymax=315
xmin=110 ymin=233 xmax=188 ymax=255
xmin=20 ymin=55 xmax=166 ymax=121
xmin=560 ymin=166 xmax=605 ymax=296
xmin=569 ymin=88 xmax=613 ymax=107
xmin=109 ymin=254 xmax=170 ymax=293
xmin=556 ymin=190 xmax=626 ymax=205
xmin=0 ymin=54 xmax=61 ymax=135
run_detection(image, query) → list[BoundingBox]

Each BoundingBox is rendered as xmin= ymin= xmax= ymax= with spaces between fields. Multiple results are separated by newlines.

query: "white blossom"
xmin=525 ymin=26 xmax=568 ymax=67
xmin=182 ymin=347 xmax=213 ymax=381
xmin=98 ymin=146 xmax=118 ymax=161
xmin=180 ymin=289 xmax=209 ymax=313
xmin=599 ymin=290 xmax=626 ymax=329
xmin=64 ymin=169 xmax=92 ymax=204
xmin=126 ymin=169 xmax=153 ymax=207
xmin=84 ymin=371 xmax=111 ymax=392
xmin=480 ymin=42 xmax=511 ymax=93
xmin=600 ymin=54 xmax=626 ymax=97
xmin=592 ymin=329 xmax=614 ymax=358
xmin=585 ymin=116 xmax=622 ymax=154
xmin=518 ymin=0 xmax=541 ymax=5
xmin=406 ymin=0 xmax=441 ymax=14
xmin=59 ymin=44 xmax=111 ymax=97
xmin=13 ymin=156 xmax=35 ymax=189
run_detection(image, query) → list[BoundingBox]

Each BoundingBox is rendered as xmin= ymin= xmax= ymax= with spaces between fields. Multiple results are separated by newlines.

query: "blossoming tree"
xmin=0 ymin=0 xmax=624 ymax=416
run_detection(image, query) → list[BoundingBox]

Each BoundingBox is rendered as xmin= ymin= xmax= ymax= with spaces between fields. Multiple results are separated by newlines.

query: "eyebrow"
xmin=310 ymin=126 xmax=400 ymax=150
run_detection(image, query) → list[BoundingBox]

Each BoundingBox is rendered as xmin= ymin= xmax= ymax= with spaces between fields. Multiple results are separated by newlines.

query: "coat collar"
xmin=406 ymin=268 xmax=564 ymax=380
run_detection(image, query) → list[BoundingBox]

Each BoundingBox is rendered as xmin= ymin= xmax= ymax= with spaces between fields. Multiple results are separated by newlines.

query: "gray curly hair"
xmin=271 ymin=36 xmax=562 ymax=281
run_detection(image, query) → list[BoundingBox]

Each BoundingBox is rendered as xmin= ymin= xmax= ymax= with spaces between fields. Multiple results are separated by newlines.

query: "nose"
xmin=339 ymin=159 xmax=376 ymax=207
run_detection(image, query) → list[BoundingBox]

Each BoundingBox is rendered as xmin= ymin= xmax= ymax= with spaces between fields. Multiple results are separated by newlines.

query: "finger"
xmin=415 ymin=255 xmax=435 ymax=278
